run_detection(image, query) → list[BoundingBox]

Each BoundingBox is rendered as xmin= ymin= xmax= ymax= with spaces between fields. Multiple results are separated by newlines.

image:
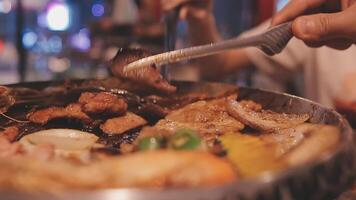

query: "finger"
xmin=161 ymin=0 xmax=209 ymax=11
xmin=303 ymin=41 xmax=323 ymax=48
xmin=341 ymin=0 xmax=349 ymax=10
xmin=178 ymin=1 xmax=212 ymax=20
xmin=161 ymin=0 xmax=190 ymax=11
xmin=271 ymin=0 xmax=331 ymax=26
xmin=179 ymin=6 xmax=189 ymax=20
xmin=305 ymin=39 xmax=353 ymax=49
xmin=292 ymin=12 xmax=352 ymax=42
xmin=341 ymin=0 xmax=356 ymax=10
xmin=325 ymin=40 xmax=353 ymax=50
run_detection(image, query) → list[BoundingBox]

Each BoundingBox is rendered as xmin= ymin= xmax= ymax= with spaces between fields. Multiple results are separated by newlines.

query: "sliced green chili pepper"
xmin=138 ymin=136 xmax=162 ymax=151
xmin=168 ymin=129 xmax=201 ymax=150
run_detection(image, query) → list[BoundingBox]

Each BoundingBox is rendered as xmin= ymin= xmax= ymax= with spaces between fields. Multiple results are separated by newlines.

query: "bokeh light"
xmin=276 ymin=0 xmax=289 ymax=11
xmin=48 ymin=57 xmax=70 ymax=73
xmin=22 ymin=31 xmax=38 ymax=49
xmin=0 ymin=40 xmax=4 ymax=53
xmin=48 ymin=35 xmax=63 ymax=53
xmin=46 ymin=3 xmax=71 ymax=31
xmin=70 ymin=28 xmax=91 ymax=52
xmin=91 ymin=3 xmax=104 ymax=17
xmin=0 ymin=0 xmax=12 ymax=14
xmin=37 ymin=13 xmax=47 ymax=28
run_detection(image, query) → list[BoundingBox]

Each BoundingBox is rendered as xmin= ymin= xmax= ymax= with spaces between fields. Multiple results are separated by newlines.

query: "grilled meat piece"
xmin=227 ymin=100 xmax=309 ymax=131
xmin=100 ymin=112 xmax=147 ymax=135
xmin=109 ymin=48 xmax=176 ymax=95
xmin=78 ymin=92 xmax=127 ymax=116
xmin=27 ymin=104 xmax=92 ymax=125
xmin=239 ymin=100 xmax=262 ymax=111
xmin=0 ymin=138 xmax=22 ymax=158
xmin=108 ymin=150 xmax=237 ymax=187
xmin=153 ymin=98 xmax=244 ymax=145
xmin=0 ymin=150 xmax=236 ymax=191
xmin=0 ymin=126 xmax=21 ymax=159
xmin=0 ymin=86 xmax=15 ymax=114
xmin=0 ymin=126 xmax=19 ymax=142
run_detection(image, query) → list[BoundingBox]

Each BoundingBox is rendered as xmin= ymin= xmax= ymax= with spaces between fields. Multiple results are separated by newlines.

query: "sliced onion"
xmin=20 ymin=129 xmax=99 ymax=162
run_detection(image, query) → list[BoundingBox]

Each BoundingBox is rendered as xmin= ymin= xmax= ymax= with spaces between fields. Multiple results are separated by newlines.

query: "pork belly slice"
xmin=0 ymin=126 xmax=19 ymax=142
xmin=0 ymin=126 xmax=23 ymax=158
xmin=227 ymin=100 xmax=309 ymax=131
xmin=78 ymin=92 xmax=127 ymax=116
xmin=150 ymin=98 xmax=244 ymax=145
xmin=109 ymin=48 xmax=176 ymax=95
xmin=0 ymin=138 xmax=22 ymax=158
xmin=0 ymin=150 xmax=236 ymax=191
xmin=27 ymin=104 xmax=92 ymax=125
xmin=100 ymin=112 xmax=147 ymax=135
xmin=157 ymin=99 xmax=244 ymax=133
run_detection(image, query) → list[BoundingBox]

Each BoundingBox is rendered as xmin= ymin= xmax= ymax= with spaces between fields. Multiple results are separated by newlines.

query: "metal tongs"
xmin=124 ymin=22 xmax=293 ymax=72
xmin=161 ymin=5 xmax=181 ymax=80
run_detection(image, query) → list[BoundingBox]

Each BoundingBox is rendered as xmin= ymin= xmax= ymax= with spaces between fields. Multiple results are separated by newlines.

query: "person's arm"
xmin=271 ymin=0 xmax=356 ymax=49
xmin=161 ymin=0 xmax=252 ymax=80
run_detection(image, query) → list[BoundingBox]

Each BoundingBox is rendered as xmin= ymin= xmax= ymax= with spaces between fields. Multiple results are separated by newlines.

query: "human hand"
xmin=160 ymin=0 xmax=213 ymax=21
xmin=271 ymin=0 xmax=356 ymax=49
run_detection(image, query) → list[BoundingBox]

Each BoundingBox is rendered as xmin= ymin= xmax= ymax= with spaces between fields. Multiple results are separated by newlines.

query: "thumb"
xmin=292 ymin=12 xmax=351 ymax=42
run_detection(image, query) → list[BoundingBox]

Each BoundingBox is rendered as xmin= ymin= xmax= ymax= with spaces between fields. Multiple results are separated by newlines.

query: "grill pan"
xmin=0 ymin=80 xmax=355 ymax=200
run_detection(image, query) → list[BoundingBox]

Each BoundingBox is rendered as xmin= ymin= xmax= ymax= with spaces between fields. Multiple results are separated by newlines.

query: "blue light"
xmin=91 ymin=3 xmax=104 ymax=17
xmin=276 ymin=0 xmax=289 ymax=11
xmin=22 ymin=31 xmax=38 ymax=48
xmin=48 ymin=35 xmax=63 ymax=53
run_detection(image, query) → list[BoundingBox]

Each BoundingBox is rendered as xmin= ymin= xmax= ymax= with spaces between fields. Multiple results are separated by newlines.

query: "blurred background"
xmin=0 ymin=0 xmax=287 ymax=85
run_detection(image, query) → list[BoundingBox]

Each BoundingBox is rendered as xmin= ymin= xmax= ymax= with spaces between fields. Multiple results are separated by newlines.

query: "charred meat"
xmin=0 ymin=86 xmax=15 ymax=114
xmin=227 ymin=100 xmax=309 ymax=131
xmin=0 ymin=79 xmax=344 ymax=191
xmin=100 ymin=112 xmax=147 ymax=135
xmin=27 ymin=104 xmax=92 ymax=125
xmin=78 ymin=92 xmax=127 ymax=116
xmin=150 ymin=98 xmax=244 ymax=146
xmin=109 ymin=48 xmax=176 ymax=95
xmin=0 ymin=126 xmax=19 ymax=142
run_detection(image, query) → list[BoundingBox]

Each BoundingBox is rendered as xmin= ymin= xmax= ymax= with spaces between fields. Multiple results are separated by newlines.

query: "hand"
xmin=160 ymin=0 xmax=218 ymax=46
xmin=271 ymin=0 xmax=356 ymax=49
xmin=160 ymin=0 xmax=213 ymax=21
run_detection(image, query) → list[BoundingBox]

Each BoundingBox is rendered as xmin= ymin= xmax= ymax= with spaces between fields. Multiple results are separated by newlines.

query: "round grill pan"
xmin=0 ymin=80 xmax=355 ymax=200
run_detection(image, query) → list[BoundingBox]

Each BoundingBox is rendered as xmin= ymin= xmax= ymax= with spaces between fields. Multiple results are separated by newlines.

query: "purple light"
xmin=37 ymin=13 xmax=47 ymax=28
xmin=91 ymin=3 xmax=104 ymax=17
xmin=70 ymin=29 xmax=91 ymax=51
